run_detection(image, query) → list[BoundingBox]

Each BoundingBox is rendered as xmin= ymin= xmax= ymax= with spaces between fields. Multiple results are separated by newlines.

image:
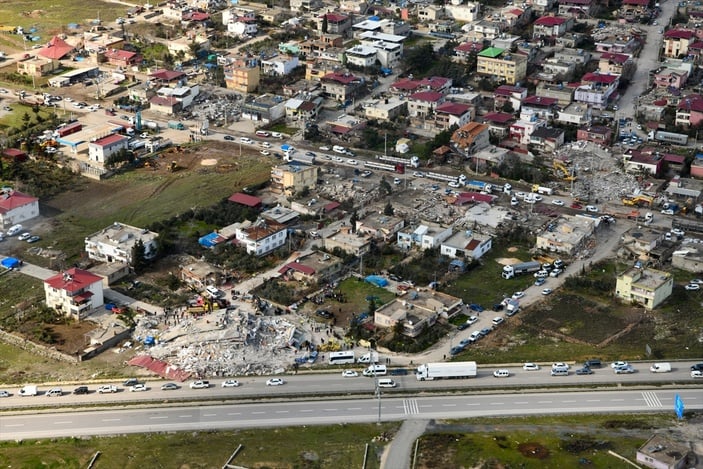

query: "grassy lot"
xmin=337 ymin=277 xmax=397 ymax=314
xmin=0 ymin=423 xmax=398 ymax=469
xmin=0 ymin=1 xmax=130 ymax=41
xmin=417 ymin=413 xmax=675 ymax=468
xmin=0 ymin=103 xmax=56 ymax=132
xmin=266 ymin=122 xmax=299 ymax=137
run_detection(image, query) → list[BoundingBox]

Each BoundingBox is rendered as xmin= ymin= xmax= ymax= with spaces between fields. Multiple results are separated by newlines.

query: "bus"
xmin=328 ymin=351 xmax=356 ymax=365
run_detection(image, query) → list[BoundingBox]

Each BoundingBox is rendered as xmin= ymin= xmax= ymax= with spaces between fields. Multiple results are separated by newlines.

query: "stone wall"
xmin=0 ymin=327 xmax=78 ymax=363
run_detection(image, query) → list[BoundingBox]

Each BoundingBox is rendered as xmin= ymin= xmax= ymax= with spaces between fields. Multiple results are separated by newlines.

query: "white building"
xmin=346 ymin=45 xmax=378 ymax=68
xmin=0 ymin=188 xmax=39 ymax=229
xmin=235 ymin=219 xmax=288 ymax=256
xmin=440 ymin=230 xmax=493 ymax=260
xmin=85 ymin=222 xmax=159 ymax=265
xmin=397 ymin=222 xmax=453 ymax=250
xmin=156 ymin=85 xmax=200 ymax=108
xmin=365 ymin=40 xmax=402 ymax=68
xmin=44 ymin=268 xmax=105 ymax=320
xmin=444 ymin=3 xmax=481 ymax=22
xmin=227 ymin=19 xmax=258 ymax=37
xmin=88 ymin=133 xmax=129 ymax=164
xmin=261 ymin=55 xmax=300 ymax=76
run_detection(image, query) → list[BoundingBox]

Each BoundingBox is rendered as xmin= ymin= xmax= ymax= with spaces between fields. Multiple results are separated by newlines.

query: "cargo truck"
xmin=502 ymin=261 xmax=541 ymax=279
xmin=531 ymin=185 xmax=554 ymax=195
xmin=168 ymin=120 xmax=185 ymax=130
xmin=378 ymin=155 xmax=420 ymax=168
xmin=415 ymin=361 xmax=477 ymax=380
xmin=466 ymin=180 xmax=493 ymax=193
xmin=18 ymin=385 xmax=38 ymax=396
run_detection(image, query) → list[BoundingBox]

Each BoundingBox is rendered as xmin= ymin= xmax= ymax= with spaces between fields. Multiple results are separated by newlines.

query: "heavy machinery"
xmin=622 ymin=195 xmax=653 ymax=206
xmin=553 ymin=160 xmax=576 ymax=181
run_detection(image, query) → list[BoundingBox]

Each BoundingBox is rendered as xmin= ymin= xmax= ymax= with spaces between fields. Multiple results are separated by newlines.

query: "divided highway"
xmin=1 ymin=389 xmax=700 ymax=441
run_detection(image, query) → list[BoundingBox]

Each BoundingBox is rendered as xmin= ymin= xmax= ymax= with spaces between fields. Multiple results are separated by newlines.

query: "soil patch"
xmin=496 ymin=257 xmax=523 ymax=266
xmin=517 ymin=442 xmax=550 ymax=459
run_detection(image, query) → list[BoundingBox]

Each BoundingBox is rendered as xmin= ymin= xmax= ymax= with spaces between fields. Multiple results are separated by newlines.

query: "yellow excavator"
xmin=622 ymin=195 xmax=653 ymax=206
xmin=553 ymin=160 xmax=576 ymax=181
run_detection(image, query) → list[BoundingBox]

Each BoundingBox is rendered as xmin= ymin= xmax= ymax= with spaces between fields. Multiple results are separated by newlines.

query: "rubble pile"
xmin=132 ymin=308 xmax=323 ymax=378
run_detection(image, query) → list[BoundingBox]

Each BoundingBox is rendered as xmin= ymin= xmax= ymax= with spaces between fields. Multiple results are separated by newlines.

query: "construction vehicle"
xmin=553 ymin=160 xmax=576 ymax=181
xmin=532 ymin=184 xmax=554 ymax=195
xmin=622 ymin=195 xmax=653 ymax=206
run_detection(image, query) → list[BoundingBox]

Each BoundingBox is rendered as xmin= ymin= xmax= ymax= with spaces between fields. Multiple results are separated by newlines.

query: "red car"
xmin=570 ymin=202 xmax=583 ymax=209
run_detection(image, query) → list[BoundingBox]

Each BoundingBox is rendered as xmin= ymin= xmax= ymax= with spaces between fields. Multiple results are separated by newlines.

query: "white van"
xmin=45 ymin=387 xmax=63 ymax=397
xmin=649 ymin=362 xmax=671 ymax=373
xmin=6 ymin=224 xmax=23 ymax=236
xmin=206 ymin=286 xmax=222 ymax=298
xmin=362 ymin=364 xmax=387 ymax=376
xmin=551 ymin=369 xmax=569 ymax=376
xmin=377 ymin=378 xmax=396 ymax=388
xmin=332 ymin=145 xmax=346 ymax=154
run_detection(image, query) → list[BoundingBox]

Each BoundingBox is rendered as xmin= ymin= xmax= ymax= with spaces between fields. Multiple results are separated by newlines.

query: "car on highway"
xmin=97 ymin=385 xmax=117 ymax=394
xmin=130 ymin=384 xmax=147 ymax=392
xmin=512 ymin=291 xmax=525 ymax=300
xmin=692 ymin=370 xmax=703 ymax=379
xmin=611 ymin=361 xmax=629 ymax=369
xmin=551 ymin=199 xmax=564 ymax=206
xmin=223 ymin=135 xmax=235 ymax=141
xmin=492 ymin=316 xmax=504 ymax=326
xmin=161 ymin=383 xmax=179 ymax=391
xmin=0 ymin=390 xmax=9 ymax=397
xmin=27 ymin=235 xmax=41 ymax=243
xmin=73 ymin=386 xmax=89 ymax=395
xmin=685 ymin=284 xmax=700 ymax=291
xmin=222 ymin=380 xmax=240 ymax=387
xmin=613 ymin=365 xmax=635 ymax=374
xmin=189 ymin=380 xmax=210 ymax=389
xmin=266 ymin=378 xmax=285 ymax=386
xmin=690 ymin=363 xmax=703 ymax=372
xmin=466 ymin=315 xmax=479 ymax=325
xmin=341 ymin=370 xmax=358 ymax=378
xmin=552 ymin=362 xmax=569 ymax=370
xmin=18 ymin=232 xmax=31 ymax=241
xmin=542 ymin=288 xmax=553 ymax=295
xmin=123 ymin=378 xmax=140 ymax=387
xmin=493 ymin=369 xmax=510 ymax=378
xmin=575 ymin=367 xmax=594 ymax=375
xmin=523 ymin=363 xmax=540 ymax=371
xmin=319 ymin=146 xmax=330 ymax=151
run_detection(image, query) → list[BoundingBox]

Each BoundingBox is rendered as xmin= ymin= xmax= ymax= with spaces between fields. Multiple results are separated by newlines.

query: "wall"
xmin=0 ymin=327 xmax=78 ymax=363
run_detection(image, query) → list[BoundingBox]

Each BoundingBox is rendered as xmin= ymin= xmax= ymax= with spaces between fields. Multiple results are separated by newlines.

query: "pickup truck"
xmin=97 ymin=385 xmax=118 ymax=394
xmin=189 ymin=380 xmax=210 ymax=389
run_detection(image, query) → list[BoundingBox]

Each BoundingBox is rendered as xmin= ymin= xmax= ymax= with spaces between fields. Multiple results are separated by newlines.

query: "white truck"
xmin=416 ymin=361 xmax=477 ymax=381
xmin=502 ymin=261 xmax=541 ymax=279
xmin=649 ymin=363 xmax=671 ymax=373
xmin=357 ymin=351 xmax=379 ymax=364
xmin=18 ymin=385 xmax=38 ymax=396
xmin=532 ymin=185 xmax=554 ymax=195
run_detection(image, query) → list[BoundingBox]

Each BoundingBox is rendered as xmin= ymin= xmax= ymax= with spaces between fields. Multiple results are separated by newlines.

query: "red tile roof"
xmin=436 ymin=102 xmax=470 ymax=115
xmin=38 ymin=36 xmax=73 ymax=60
xmin=523 ymin=95 xmax=558 ymax=106
xmin=92 ymin=133 xmax=128 ymax=147
xmin=689 ymin=41 xmax=703 ymax=50
xmin=322 ymin=72 xmax=360 ymax=84
xmin=322 ymin=13 xmax=349 ymax=23
xmin=279 ymin=262 xmax=316 ymax=276
xmin=678 ymin=94 xmax=703 ymax=112
xmin=601 ymin=52 xmax=630 ymax=64
xmin=483 ymin=112 xmax=515 ymax=124
xmin=410 ymin=91 xmax=444 ymax=102
xmin=104 ymin=49 xmax=138 ymax=61
xmin=44 ymin=268 xmax=102 ymax=293
xmin=454 ymin=42 xmax=483 ymax=53
xmin=664 ymin=29 xmax=695 ymax=40
xmin=228 ymin=192 xmax=262 ymax=207
xmin=494 ymin=84 xmax=526 ymax=96
xmin=581 ymin=72 xmax=618 ymax=84
xmin=534 ymin=16 xmax=567 ymax=26
xmin=149 ymin=69 xmax=186 ymax=81
xmin=0 ymin=190 xmax=38 ymax=214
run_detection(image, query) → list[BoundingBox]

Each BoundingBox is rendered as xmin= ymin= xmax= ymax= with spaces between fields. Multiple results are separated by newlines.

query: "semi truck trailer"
xmin=415 ymin=361 xmax=477 ymax=380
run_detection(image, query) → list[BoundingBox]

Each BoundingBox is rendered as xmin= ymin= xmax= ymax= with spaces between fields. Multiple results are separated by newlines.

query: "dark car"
xmin=390 ymin=368 xmax=408 ymax=376
xmin=305 ymin=151 xmax=316 ymax=157
xmin=450 ymin=346 xmax=464 ymax=355
xmin=584 ymin=359 xmax=602 ymax=368
xmin=316 ymin=310 xmax=333 ymax=319
xmin=691 ymin=363 xmax=703 ymax=372
xmin=123 ymin=378 xmax=140 ymax=387
xmin=457 ymin=322 xmax=470 ymax=331
xmin=161 ymin=382 xmax=179 ymax=391
xmin=479 ymin=327 xmax=492 ymax=337
xmin=73 ymin=386 xmax=89 ymax=395
xmin=26 ymin=235 xmax=41 ymax=243
xmin=493 ymin=303 xmax=504 ymax=312
xmin=223 ymin=135 xmax=235 ymax=141
xmin=575 ymin=367 xmax=593 ymax=375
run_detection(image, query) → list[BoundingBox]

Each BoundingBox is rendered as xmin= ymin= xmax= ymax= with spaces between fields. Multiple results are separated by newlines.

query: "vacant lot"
xmin=0 ymin=423 xmax=398 ymax=469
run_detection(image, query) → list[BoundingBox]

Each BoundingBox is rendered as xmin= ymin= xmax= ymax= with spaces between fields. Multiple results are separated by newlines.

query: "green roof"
xmin=478 ymin=47 xmax=504 ymax=58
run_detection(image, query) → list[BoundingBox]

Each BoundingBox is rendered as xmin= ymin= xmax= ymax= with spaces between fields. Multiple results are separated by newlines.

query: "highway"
xmin=1 ymin=361 xmax=701 ymax=409
xmin=0 ymin=388 xmax=700 ymax=440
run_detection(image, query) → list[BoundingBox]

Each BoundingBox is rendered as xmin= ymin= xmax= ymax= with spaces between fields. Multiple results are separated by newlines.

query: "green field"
xmin=0 ymin=423 xmax=398 ymax=469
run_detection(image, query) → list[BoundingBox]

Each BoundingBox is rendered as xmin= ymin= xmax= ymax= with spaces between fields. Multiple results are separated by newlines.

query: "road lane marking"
xmin=490 ymin=403 xmax=504 ymax=405
xmin=442 ymin=404 xmax=457 ymax=407
xmin=465 ymin=403 xmax=480 ymax=406
xmin=149 ymin=416 xmax=168 ymax=420
xmin=537 ymin=401 xmax=552 ymax=404
xmin=54 ymin=421 xmax=72 ymax=424
xmin=323 ymin=409 xmax=338 ymax=411
xmin=101 ymin=419 xmax=120 ymax=422
xmin=299 ymin=409 xmax=313 ymax=413
xmin=611 ymin=399 xmax=624 ymax=402
xmin=347 ymin=407 xmax=362 ymax=410
xmin=514 ymin=401 xmax=529 ymax=404
xmin=642 ymin=391 xmax=662 ymax=408
xmin=227 ymin=412 xmax=241 ymax=416
xmin=4 ymin=424 xmax=24 ymax=427
xmin=179 ymin=415 xmax=193 ymax=418
xmin=275 ymin=411 xmax=289 ymax=414
xmin=203 ymin=413 xmax=216 ymax=417
xmin=562 ymin=400 xmax=576 ymax=403
xmin=403 ymin=399 xmax=419 ymax=415
xmin=586 ymin=399 xmax=600 ymax=402
xmin=251 ymin=411 xmax=266 ymax=414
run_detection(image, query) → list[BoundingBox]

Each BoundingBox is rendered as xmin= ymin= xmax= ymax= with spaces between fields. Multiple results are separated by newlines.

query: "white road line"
xmin=227 ymin=412 xmax=241 ymax=416
xmin=54 ymin=421 xmax=72 ymax=424
xmin=275 ymin=411 xmax=289 ymax=414
xmin=442 ymin=404 xmax=457 ymax=407
xmin=101 ymin=419 xmax=120 ymax=422
xmin=562 ymin=400 xmax=577 ymax=403
xmin=299 ymin=409 xmax=313 ymax=413
xmin=179 ymin=415 xmax=193 ymax=418
xmin=611 ymin=399 xmax=624 ymax=402
xmin=537 ymin=401 xmax=552 ymax=404
xmin=586 ymin=399 xmax=600 ymax=402
xmin=251 ymin=411 xmax=266 ymax=415
xmin=465 ymin=403 xmax=480 ymax=406
xmin=149 ymin=416 xmax=168 ymax=420
xmin=347 ymin=407 xmax=362 ymax=411
xmin=490 ymin=402 xmax=504 ymax=405
xmin=4 ymin=424 xmax=24 ymax=427
xmin=323 ymin=409 xmax=338 ymax=411
xmin=203 ymin=413 xmax=216 ymax=417
xmin=514 ymin=401 xmax=529 ymax=404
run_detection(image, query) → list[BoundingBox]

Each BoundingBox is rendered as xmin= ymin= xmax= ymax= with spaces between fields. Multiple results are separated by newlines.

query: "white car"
xmin=493 ymin=369 xmax=510 ymax=378
xmin=610 ymin=361 xmax=629 ymax=369
xmin=347 ymin=159 xmax=358 ymax=165
xmin=515 ymin=192 xmax=525 ymax=199
xmin=342 ymin=370 xmax=358 ymax=378
xmin=260 ymin=142 xmax=271 ymax=148
xmin=240 ymin=137 xmax=253 ymax=144
xmin=266 ymin=378 xmax=284 ymax=386
xmin=690 ymin=279 xmax=703 ymax=285
xmin=97 ymin=385 xmax=118 ymax=394
xmin=551 ymin=199 xmax=564 ymax=206
xmin=661 ymin=209 xmax=674 ymax=215
xmin=685 ymin=284 xmax=700 ymax=291
xmin=585 ymin=205 xmax=599 ymax=213
xmin=260 ymin=150 xmax=270 ymax=156
xmin=130 ymin=384 xmax=147 ymax=392
xmin=448 ymin=181 xmax=461 ymax=188
xmin=394 ymin=178 xmax=402 ymax=185
xmin=222 ymin=380 xmax=240 ymax=388
xmin=319 ymin=146 xmax=330 ymax=151
xmin=466 ymin=315 xmax=479 ymax=325
xmin=541 ymin=288 xmax=553 ymax=295
xmin=552 ymin=362 xmax=569 ymax=370
xmin=18 ymin=232 xmax=31 ymax=241
xmin=523 ymin=363 xmax=540 ymax=371
xmin=512 ymin=291 xmax=525 ymax=300
xmin=491 ymin=317 xmax=504 ymax=326
xmin=413 ymin=171 xmax=425 ymax=178
xmin=510 ymin=197 xmax=519 ymax=206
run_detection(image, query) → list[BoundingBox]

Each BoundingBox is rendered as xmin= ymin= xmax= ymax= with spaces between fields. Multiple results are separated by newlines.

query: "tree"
xmin=402 ymin=43 xmax=435 ymax=75
xmin=321 ymin=15 xmax=328 ymax=33
xmin=350 ymin=210 xmax=358 ymax=233
xmin=132 ymin=239 xmax=148 ymax=274
xmin=379 ymin=177 xmax=392 ymax=195
xmin=383 ymin=201 xmax=394 ymax=216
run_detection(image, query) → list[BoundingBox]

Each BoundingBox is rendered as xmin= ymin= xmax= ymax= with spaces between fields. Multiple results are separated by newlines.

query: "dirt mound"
xmin=518 ymin=442 xmax=549 ymax=459
xmin=201 ymin=158 xmax=218 ymax=166
xmin=496 ymin=257 xmax=522 ymax=266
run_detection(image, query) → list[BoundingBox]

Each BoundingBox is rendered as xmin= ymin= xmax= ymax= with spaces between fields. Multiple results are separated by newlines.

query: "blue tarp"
xmin=198 ymin=232 xmax=219 ymax=248
xmin=1 ymin=257 xmax=20 ymax=269
xmin=281 ymin=144 xmax=292 ymax=152
xmin=365 ymin=275 xmax=388 ymax=287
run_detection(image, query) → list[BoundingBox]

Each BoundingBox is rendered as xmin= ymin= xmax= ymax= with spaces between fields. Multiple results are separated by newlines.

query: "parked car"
xmin=26 ymin=235 xmax=41 ymax=243
xmin=535 ymin=278 xmax=546 ymax=287
xmin=551 ymin=199 xmax=564 ymax=206
xmin=614 ymin=365 xmax=635 ymax=374
xmin=552 ymin=362 xmax=569 ymax=370
xmin=492 ymin=316 xmax=504 ymax=326
xmin=512 ymin=291 xmax=525 ymax=300
xmin=450 ymin=346 xmax=464 ymax=355
xmin=468 ymin=331 xmax=482 ymax=343
xmin=17 ymin=232 xmax=31 ymax=241
xmin=479 ymin=327 xmax=492 ymax=337
xmin=266 ymin=378 xmax=284 ymax=386
xmin=223 ymin=135 xmax=235 ymax=141
xmin=541 ymin=288 xmax=553 ymax=295
xmin=575 ymin=367 xmax=594 ymax=375
xmin=316 ymin=310 xmax=333 ymax=319
xmin=222 ymin=380 xmax=240 ymax=387
xmin=685 ymin=284 xmax=700 ymax=291
xmin=457 ymin=322 xmax=470 ymax=331
xmin=466 ymin=315 xmax=479 ymax=325
xmin=585 ymin=205 xmax=599 ymax=213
